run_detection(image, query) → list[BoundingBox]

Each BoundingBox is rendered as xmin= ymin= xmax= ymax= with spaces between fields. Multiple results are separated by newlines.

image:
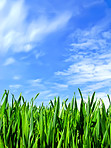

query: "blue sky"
xmin=0 ymin=0 xmax=111 ymax=107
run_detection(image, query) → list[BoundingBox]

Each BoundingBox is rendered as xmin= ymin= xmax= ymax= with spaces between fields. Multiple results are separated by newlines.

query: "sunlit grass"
xmin=0 ymin=89 xmax=111 ymax=147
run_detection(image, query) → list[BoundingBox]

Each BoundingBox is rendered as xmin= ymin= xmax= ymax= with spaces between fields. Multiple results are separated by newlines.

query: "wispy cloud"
xmin=13 ymin=76 xmax=21 ymax=80
xmin=0 ymin=0 xmax=6 ymax=10
xmin=52 ymin=83 xmax=68 ymax=89
xmin=44 ymin=93 xmax=58 ymax=100
xmin=55 ymin=11 xmax=111 ymax=92
xmin=56 ymin=60 xmax=111 ymax=85
xmin=3 ymin=57 xmax=15 ymax=66
xmin=24 ymin=88 xmax=37 ymax=95
xmin=35 ymin=51 xmax=45 ymax=59
xmin=9 ymin=84 xmax=22 ymax=89
xmin=27 ymin=12 xmax=72 ymax=42
xmin=40 ymin=90 xmax=51 ymax=95
xmin=82 ymin=81 xmax=111 ymax=93
xmin=83 ymin=0 xmax=104 ymax=8
xmin=28 ymin=79 xmax=43 ymax=87
xmin=0 ymin=0 xmax=72 ymax=54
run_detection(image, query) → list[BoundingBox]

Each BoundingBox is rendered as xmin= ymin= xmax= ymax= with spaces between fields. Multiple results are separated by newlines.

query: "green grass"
xmin=0 ymin=89 xmax=111 ymax=148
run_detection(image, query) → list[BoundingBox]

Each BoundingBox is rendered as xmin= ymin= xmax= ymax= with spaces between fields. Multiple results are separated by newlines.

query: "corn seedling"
xmin=0 ymin=89 xmax=111 ymax=148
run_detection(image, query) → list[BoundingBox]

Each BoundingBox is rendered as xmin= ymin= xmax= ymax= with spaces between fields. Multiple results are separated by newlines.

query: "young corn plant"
xmin=0 ymin=89 xmax=111 ymax=148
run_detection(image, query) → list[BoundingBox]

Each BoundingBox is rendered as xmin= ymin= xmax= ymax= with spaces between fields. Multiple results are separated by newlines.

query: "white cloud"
xmin=0 ymin=0 xmax=6 ymax=10
xmin=28 ymin=79 xmax=43 ymax=87
xmin=23 ymin=44 xmax=33 ymax=52
xmin=102 ymin=31 xmax=111 ymax=39
xmin=3 ymin=57 xmax=15 ymax=66
xmin=9 ymin=84 xmax=21 ymax=89
xmin=45 ymin=93 xmax=58 ymax=99
xmin=71 ymin=39 xmax=103 ymax=50
xmin=56 ymin=58 xmax=111 ymax=85
xmin=55 ymin=12 xmax=111 ymax=91
xmin=83 ymin=81 xmax=111 ymax=93
xmin=13 ymin=76 xmax=21 ymax=80
xmin=35 ymin=52 xmax=45 ymax=59
xmin=40 ymin=90 xmax=51 ymax=95
xmin=53 ymin=83 xmax=68 ymax=89
xmin=83 ymin=0 xmax=104 ymax=8
xmin=0 ymin=0 xmax=72 ymax=54
xmin=27 ymin=12 xmax=71 ymax=42
xmin=39 ymin=90 xmax=57 ymax=100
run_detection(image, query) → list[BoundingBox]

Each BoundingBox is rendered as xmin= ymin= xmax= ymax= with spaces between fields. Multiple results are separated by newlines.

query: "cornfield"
xmin=0 ymin=88 xmax=111 ymax=148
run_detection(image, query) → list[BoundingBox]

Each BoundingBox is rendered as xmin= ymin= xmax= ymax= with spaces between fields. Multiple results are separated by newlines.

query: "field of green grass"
xmin=0 ymin=88 xmax=111 ymax=148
